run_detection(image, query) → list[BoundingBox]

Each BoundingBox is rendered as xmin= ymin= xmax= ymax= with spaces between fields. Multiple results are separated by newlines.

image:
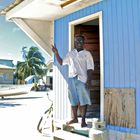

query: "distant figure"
xmin=31 ymin=83 xmax=38 ymax=91
xmin=52 ymin=35 xmax=94 ymax=127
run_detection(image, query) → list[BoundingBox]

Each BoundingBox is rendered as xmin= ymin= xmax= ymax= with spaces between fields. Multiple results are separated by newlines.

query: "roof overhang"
xmin=0 ymin=64 xmax=15 ymax=70
xmin=5 ymin=0 xmax=101 ymax=20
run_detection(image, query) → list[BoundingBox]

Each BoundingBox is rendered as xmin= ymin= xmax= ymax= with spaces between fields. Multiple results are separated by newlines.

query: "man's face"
xmin=74 ymin=36 xmax=85 ymax=49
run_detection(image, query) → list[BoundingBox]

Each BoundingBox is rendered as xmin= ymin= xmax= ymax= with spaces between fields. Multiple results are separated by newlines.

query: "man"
xmin=52 ymin=35 xmax=94 ymax=127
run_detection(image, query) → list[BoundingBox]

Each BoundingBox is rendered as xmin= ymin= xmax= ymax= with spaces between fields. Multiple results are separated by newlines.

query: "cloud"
xmin=7 ymin=53 xmax=13 ymax=58
xmin=7 ymin=53 xmax=12 ymax=56
xmin=0 ymin=53 xmax=13 ymax=60
xmin=12 ymin=27 xmax=21 ymax=32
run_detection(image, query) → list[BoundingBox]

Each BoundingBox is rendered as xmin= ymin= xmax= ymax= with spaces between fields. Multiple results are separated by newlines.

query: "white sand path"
xmin=0 ymin=91 xmax=53 ymax=140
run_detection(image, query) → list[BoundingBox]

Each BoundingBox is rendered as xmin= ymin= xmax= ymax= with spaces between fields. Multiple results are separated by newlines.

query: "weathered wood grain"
xmin=104 ymin=88 xmax=136 ymax=128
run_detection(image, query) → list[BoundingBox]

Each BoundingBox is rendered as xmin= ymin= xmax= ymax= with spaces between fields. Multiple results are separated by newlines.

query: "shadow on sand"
xmin=0 ymin=96 xmax=43 ymax=108
xmin=0 ymin=102 xmax=22 ymax=108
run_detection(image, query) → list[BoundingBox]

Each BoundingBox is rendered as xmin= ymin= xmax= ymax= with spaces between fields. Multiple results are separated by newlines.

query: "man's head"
xmin=74 ymin=35 xmax=85 ymax=50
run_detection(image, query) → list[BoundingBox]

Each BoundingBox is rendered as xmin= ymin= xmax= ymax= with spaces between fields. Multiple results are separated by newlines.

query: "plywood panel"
xmin=104 ymin=88 xmax=136 ymax=128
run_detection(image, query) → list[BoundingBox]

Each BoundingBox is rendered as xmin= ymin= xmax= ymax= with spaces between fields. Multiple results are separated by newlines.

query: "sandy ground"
xmin=0 ymin=91 xmax=54 ymax=140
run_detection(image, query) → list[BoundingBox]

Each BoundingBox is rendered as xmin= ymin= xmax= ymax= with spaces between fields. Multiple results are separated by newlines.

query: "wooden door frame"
xmin=69 ymin=11 xmax=104 ymax=121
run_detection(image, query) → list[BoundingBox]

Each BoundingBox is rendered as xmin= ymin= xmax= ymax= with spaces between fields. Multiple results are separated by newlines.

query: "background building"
xmin=0 ymin=59 xmax=15 ymax=84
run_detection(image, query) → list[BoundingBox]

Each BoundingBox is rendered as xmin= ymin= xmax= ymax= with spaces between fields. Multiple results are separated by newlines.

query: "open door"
xmin=74 ymin=21 xmax=100 ymax=118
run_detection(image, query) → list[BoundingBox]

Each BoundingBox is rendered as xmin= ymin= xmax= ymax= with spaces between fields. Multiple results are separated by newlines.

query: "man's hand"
xmin=52 ymin=45 xmax=58 ymax=54
xmin=51 ymin=44 xmax=63 ymax=65
xmin=86 ymin=69 xmax=93 ymax=88
xmin=86 ymin=79 xmax=91 ymax=89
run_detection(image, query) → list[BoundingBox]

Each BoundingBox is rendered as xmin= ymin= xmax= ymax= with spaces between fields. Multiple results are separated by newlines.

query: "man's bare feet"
xmin=81 ymin=118 xmax=87 ymax=127
xmin=81 ymin=121 xmax=87 ymax=127
xmin=66 ymin=118 xmax=78 ymax=125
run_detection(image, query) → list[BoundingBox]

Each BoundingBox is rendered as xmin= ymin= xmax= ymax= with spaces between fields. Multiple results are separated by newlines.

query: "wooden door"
xmin=75 ymin=25 xmax=100 ymax=118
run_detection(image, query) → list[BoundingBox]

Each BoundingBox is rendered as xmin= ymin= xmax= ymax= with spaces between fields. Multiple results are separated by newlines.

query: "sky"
xmin=0 ymin=0 xmax=49 ymax=64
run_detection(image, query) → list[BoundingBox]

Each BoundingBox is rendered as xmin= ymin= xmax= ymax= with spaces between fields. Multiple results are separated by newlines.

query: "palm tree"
xmin=15 ymin=46 xmax=47 ymax=84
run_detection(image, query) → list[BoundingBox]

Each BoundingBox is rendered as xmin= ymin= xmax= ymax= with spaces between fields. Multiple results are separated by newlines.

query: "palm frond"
xmin=15 ymin=46 xmax=47 ymax=83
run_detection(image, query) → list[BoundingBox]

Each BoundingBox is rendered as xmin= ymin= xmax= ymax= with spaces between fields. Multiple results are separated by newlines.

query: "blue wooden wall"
xmin=54 ymin=0 xmax=140 ymax=133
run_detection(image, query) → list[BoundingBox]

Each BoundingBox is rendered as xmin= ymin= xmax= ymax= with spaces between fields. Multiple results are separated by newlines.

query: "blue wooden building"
xmin=2 ymin=0 xmax=140 ymax=139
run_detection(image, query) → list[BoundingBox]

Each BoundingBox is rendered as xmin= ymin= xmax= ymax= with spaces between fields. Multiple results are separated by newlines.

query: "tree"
xmin=15 ymin=46 xmax=47 ymax=84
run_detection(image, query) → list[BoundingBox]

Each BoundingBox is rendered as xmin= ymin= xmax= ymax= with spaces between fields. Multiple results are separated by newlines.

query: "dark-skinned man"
xmin=52 ymin=35 xmax=94 ymax=127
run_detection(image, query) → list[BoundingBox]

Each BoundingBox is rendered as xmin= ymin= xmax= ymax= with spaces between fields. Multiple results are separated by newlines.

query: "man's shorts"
xmin=68 ymin=76 xmax=91 ymax=106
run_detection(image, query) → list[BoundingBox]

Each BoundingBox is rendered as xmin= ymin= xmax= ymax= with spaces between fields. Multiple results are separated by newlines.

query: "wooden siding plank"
xmin=116 ymin=0 xmax=125 ymax=87
xmin=111 ymin=0 xmax=119 ymax=86
xmin=57 ymin=20 xmax=63 ymax=119
xmin=62 ymin=17 xmax=69 ymax=119
xmin=132 ymin=0 xmax=140 ymax=129
xmin=61 ymin=19 xmax=64 ymax=120
xmin=122 ymin=0 xmax=130 ymax=87
xmin=107 ymin=0 xmax=114 ymax=87
xmin=126 ymin=0 xmax=136 ymax=88
xmin=63 ymin=17 xmax=67 ymax=119
xmin=103 ymin=1 xmax=110 ymax=87
xmin=54 ymin=20 xmax=66 ymax=120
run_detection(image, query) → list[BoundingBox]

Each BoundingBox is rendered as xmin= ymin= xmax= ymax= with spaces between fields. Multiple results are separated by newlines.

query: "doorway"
xmin=69 ymin=12 xmax=104 ymax=120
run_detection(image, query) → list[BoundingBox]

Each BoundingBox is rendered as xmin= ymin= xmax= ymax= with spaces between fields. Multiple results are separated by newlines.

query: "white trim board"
xmin=69 ymin=11 xmax=104 ymax=121
xmin=12 ymin=18 xmax=52 ymax=57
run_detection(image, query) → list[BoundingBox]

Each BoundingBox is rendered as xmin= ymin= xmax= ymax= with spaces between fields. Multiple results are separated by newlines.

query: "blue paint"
xmin=54 ymin=0 xmax=140 ymax=133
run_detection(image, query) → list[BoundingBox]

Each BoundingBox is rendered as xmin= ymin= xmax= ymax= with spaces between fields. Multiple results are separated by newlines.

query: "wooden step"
xmin=62 ymin=118 xmax=95 ymax=136
xmin=63 ymin=122 xmax=91 ymax=137
xmin=54 ymin=118 xmax=92 ymax=130
xmin=53 ymin=119 xmax=108 ymax=140
xmin=53 ymin=130 xmax=89 ymax=140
